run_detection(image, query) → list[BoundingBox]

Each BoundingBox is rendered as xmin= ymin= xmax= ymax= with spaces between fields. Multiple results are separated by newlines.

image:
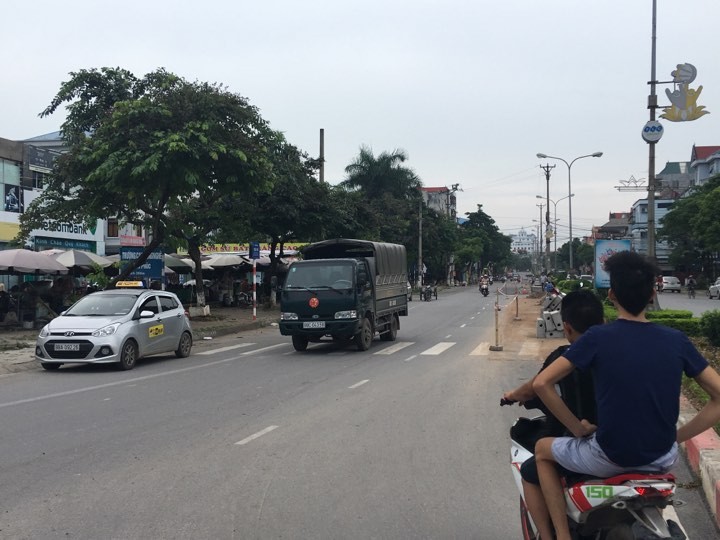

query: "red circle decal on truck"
xmin=309 ymin=297 xmax=319 ymax=308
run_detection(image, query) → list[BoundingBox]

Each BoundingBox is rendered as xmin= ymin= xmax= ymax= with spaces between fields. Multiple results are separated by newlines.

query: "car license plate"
xmin=303 ymin=321 xmax=325 ymax=329
xmin=54 ymin=343 xmax=80 ymax=351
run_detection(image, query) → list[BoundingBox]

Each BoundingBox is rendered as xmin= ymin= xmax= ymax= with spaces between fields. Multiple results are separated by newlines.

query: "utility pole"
xmin=536 ymin=203 xmax=544 ymax=273
xmin=646 ymin=1 xmax=657 ymax=259
xmin=319 ymin=128 xmax=325 ymax=182
xmin=417 ymin=198 xmax=423 ymax=289
xmin=540 ymin=164 xmax=555 ymax=272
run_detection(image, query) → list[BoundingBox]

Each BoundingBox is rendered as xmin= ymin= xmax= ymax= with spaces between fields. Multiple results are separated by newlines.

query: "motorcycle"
xmin=480 ymin=283 xmax=489 ymax=297
xmin=501 ymin=399 xmax=686 ymax=540
xmin=422 ymin=285 xmax=436 ymax=301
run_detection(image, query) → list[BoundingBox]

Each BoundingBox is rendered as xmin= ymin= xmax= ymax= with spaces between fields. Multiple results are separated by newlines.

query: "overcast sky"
xmin=2 ymin=1 xmax=718 ymax=243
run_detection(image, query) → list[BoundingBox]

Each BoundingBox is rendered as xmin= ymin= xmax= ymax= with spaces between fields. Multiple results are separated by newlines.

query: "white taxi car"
xmin=35 ymin=287 xmax=192 ymax=371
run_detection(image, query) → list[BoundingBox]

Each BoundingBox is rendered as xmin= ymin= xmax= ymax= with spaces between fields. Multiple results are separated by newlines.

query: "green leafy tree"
xmin=660 ymin=175 xmax=720 ymax=275
xmin=20 ymin=67 xmax=274 ymax=305
xmin=244 ymin=134 xmax=331 ymax=304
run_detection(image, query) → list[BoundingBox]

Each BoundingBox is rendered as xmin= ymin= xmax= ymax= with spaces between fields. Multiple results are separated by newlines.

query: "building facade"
xmin=510 ymin=228 xmax=537 ymax=254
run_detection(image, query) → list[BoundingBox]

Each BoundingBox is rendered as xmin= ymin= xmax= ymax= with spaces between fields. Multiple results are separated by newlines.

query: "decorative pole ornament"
xmin=661 ymin=63 xmax=710 ymax=122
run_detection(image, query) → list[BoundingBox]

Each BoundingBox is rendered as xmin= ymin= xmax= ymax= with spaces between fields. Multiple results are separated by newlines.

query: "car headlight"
xmin=39 ymin=325 xmax=49 ymax=338
xmin=334 ymin=310 xmax=357 ymax=319
xmin=280 ymin=312 xmax=298 ymax=321
xmin=92 ymin=323 xmax=121 ymax=337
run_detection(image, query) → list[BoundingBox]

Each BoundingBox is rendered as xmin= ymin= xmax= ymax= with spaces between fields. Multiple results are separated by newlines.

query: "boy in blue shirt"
xmin=533 ymin=251 xmax=720 ymax=540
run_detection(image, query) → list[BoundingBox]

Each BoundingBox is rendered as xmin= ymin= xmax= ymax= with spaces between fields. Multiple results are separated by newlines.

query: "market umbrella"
xmin=205 ymin=254 xmax=247 ymax=268
xmin=51 ymin=250 xmax=114 ymax=269
xmin=0 ymin=249 xmax=68 ymax=274
xmin=164 ymin=254 xmax=194 ymax=270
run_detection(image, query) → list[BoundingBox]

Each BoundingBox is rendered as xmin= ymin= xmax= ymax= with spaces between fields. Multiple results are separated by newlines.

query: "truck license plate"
xmin=54 ymin=343 xmax=80 ymax=351
xmin=303 ymin=321 xmax=325 ymax=329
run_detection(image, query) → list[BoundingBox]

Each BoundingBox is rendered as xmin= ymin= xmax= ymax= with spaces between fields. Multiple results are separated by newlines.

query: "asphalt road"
xmin=656 ymin=288 xmax=720 ymax=317
xmin=0 ymin=285 xmax=718 ymax=539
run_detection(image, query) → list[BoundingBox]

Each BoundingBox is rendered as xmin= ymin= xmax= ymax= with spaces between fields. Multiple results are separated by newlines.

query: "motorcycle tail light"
xmin=635 ymin=486 xmax=673 ymax=498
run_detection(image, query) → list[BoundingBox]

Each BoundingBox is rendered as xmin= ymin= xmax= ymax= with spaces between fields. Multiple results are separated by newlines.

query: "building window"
xmin=107 ymin=218 xmax=119 ymax=238
xmin=32 ymin=171 xmax=45 ymax=189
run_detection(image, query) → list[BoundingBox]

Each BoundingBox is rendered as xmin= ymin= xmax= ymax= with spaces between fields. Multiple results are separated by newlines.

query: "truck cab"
xmin=279 ymin=239 xmax=408 ymax=352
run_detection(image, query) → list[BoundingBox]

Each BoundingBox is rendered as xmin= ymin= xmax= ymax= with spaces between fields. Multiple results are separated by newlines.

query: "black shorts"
xmin=520 ymin=455 xmax=575 ymax=485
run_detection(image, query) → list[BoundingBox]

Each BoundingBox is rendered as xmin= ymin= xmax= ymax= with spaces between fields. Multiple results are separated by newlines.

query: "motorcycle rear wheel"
xmin=600 ymin=524 xmax=633 ymax=540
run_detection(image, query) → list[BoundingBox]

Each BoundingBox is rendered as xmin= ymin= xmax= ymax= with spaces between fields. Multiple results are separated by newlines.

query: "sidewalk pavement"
xmin=498 ymin=292 xmax=720 ymax=530
xmin=0 ymin=304 xmax=280 ymax=377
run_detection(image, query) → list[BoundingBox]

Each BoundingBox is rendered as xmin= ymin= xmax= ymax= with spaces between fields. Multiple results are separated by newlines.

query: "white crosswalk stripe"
xmin=469 ymin=342 xmax=490 ymax=356
xmin=420 ymin=342 xmax=456 ymax=355
xmin=374 ymin=342 xmax=415 ymax=355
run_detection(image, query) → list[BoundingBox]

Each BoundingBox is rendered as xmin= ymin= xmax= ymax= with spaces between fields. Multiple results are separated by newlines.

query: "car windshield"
xmin=63 ymin=294 xmax=138 ymax=316
xmin=285 ymin=263 xmax=354 ymax=289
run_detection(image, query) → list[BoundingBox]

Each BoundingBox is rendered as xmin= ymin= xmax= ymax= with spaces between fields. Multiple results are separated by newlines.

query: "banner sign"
xmin=594 ymin=239 xmax=632 ymax=289
xmin=120 ymin=247 xmax=164 ymax=280
xmin=177 ymin=242 xmax=305 ymax=255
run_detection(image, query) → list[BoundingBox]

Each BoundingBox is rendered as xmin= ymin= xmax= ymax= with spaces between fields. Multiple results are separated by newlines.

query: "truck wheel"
xmin=292 ymin=335 xmax=309 ymax=351
xmin=380 ymin=315 xmax=398 ymax=342
xmin=355 ymin=318 xmax=373 ymax=351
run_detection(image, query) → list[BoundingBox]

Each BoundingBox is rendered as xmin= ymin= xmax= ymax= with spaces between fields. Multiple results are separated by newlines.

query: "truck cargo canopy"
xmin=302 ymin=239 xmax=407 ymax=277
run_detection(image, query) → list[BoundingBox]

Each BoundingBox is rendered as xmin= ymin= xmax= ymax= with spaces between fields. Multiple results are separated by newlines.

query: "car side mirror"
xmin=140 ymin=310 xmax=155 ymax=318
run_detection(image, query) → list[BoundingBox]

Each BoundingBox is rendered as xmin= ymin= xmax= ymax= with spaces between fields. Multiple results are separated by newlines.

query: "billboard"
xmin=594 ymin=239 xmax=632 ymax=289
xmin=120 ymin=247 xmax=164 ymax=280
xmin=4 ymin=185 xmax=23 ymax=213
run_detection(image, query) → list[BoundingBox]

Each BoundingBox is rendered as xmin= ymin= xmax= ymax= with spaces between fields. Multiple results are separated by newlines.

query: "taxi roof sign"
xmin=115 ymin=280 xmax=146 ymax=289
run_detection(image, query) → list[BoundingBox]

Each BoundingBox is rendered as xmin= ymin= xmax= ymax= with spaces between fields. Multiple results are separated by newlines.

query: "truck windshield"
xmin=285 ymin=263 xmax=354 ymax=289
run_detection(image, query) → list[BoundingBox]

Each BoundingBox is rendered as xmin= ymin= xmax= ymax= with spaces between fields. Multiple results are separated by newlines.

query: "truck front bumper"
xmin=279 ymin=319 xmax=361 ymax=338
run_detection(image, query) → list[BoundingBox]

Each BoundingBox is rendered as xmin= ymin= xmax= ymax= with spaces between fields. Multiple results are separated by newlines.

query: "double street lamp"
xmin=536 ymin=152 xmax=603 ymax=272
xmin=537 ymin=193 xmax=574 ymax=270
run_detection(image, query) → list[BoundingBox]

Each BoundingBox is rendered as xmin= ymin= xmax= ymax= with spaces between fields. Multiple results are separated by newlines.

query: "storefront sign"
xmin=35 ymin=236 xmax=97 ymax=252
xmin=120 ymin=247 xmax=164 ymax=280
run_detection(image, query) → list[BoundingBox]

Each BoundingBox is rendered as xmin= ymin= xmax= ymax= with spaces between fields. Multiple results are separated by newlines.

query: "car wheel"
xmin=175 ymin=331 xmax=192 ymax=358
xmin=355 ymin=318 xmax=373 ymax=351
xmin=41 ymin=362 xmax=61 ymax=371
xmin=118 ymin=340 xmax=138 ymax=370
xmin=292 ymin=335 xmax=309 ymax=351
xmin=380 ymin=315 xmax=398 ymax=342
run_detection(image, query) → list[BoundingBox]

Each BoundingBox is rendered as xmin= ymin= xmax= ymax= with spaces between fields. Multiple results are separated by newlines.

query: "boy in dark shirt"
xmin=533 ymin=251 xmax=720 ymax=540
xmin=503 ymin=289 xmax=604 ymax=540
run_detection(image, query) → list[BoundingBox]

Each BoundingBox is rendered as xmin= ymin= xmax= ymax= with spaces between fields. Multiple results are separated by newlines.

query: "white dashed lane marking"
xmin=469 ymin=342 xmax=490 ymax=356
xmin=197 ymin=343 xmax=256 ymax=355
xmin=348 ymin=379 xmax=369 ymax=389
xmin=235 ymin=425 xmax=279 ymax=446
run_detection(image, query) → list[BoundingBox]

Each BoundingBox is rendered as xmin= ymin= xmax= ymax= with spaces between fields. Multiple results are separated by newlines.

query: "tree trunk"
xmin=188 ymin=240 xmax=208 ymax=311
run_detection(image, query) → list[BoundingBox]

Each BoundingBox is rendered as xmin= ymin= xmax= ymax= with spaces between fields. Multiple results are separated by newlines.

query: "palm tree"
xmin=342 ymin=146 xmax=422 ymax=200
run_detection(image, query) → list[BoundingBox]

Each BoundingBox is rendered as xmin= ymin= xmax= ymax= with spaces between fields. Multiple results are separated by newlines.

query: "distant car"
xmin=661 ymin=276 xmax=681 ymax=293
xmin=35 ymin=288 xmax=193 ymax=371
xmin=707 ymin=278 xmax=720 ymax=299
xmin=579 ymin=274 xmax=593 ymax=282
xmin=407 ymin=281 xmax=413 ymax=301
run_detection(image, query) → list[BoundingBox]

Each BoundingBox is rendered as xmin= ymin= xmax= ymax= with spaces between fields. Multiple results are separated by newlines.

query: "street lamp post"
xmin=536 ymin=152 xmax=603 ymax=273
xmin=536 ymin=193 xmax=574 ymax=270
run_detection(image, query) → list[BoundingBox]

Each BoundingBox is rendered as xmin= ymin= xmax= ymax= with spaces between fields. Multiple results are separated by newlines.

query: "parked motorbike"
xmin=501 ymin=399 xmax=685 ymax=540
xmin=480 ymin=283 xmax=489 ymax=297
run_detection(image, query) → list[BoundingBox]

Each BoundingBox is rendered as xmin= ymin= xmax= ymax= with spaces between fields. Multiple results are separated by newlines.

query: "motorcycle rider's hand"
xmin=573 ymin=419 xmax=597 ymax=438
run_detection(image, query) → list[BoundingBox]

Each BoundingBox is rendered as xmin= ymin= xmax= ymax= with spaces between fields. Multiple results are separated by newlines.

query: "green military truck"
xmin=279 ymin=239 xmax=408 ymax=352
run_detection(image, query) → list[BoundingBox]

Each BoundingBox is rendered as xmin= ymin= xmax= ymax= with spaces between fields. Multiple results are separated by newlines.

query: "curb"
xmin=678 ymin=398 xmax=720 ymax=529
xmin=192 ymin=318 xmax=277 ymax=340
